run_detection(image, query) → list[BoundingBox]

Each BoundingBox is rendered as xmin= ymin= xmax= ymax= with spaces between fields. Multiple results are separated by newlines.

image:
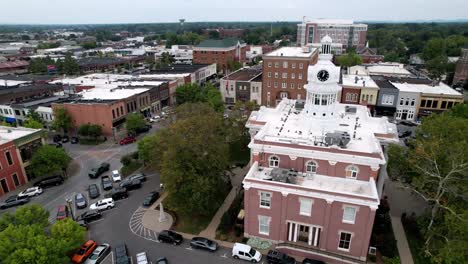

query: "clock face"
xmin=317 ymin=70 xmax=329 ymax=82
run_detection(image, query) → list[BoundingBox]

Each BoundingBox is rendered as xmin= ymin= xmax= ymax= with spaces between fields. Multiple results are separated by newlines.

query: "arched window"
xmin=306 ymin=161 xmax=318 ymax=174
xmin=269 ymin=156 xmax=280 ymax=168
xmin=345 ymin=165 xmax=359 ymax=179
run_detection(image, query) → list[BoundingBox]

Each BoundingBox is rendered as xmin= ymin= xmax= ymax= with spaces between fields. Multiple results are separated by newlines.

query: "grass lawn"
xmin=172 ymin=211 xmax=212 ymax=234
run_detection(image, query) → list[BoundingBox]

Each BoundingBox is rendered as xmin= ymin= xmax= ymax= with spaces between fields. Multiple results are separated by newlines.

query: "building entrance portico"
xmin=287 ymin=221 xmax=322 ymax=247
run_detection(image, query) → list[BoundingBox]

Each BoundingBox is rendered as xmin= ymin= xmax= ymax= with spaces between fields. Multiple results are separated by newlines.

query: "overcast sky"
xmin=1 ymin=0 xmax=467 ymax=24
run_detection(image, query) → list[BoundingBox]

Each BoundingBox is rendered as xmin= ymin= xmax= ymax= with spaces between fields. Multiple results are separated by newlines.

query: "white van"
xmin=232 ymin=243 xmax=262 ymax=263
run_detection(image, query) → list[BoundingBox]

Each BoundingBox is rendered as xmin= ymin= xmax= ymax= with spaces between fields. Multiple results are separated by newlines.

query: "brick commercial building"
xmin=0 ymin=126 xmax=44 ymax=197
xmin=297 ymin=19 xmax=367 ymax=50
xmin=243 ymin=46 xmax=398 ymax=263
xmin=341 ymin=75 xmax=380 ymax=112
xmin=0 ymin=82 xmax=63 ymax=104
xmin=193 ymin=39 xmax=247 ymax=74
xmin=262 ymin=46 xmax=319 ymax=107
xmin=453 ymin=45 xmax=468 ymax=86
xmin=220 ymin=66 xmax=263 ymax=105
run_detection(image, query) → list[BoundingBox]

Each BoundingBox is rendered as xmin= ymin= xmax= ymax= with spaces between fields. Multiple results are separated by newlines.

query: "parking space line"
xmin=185 ymin=247 xmax=193 ymax=250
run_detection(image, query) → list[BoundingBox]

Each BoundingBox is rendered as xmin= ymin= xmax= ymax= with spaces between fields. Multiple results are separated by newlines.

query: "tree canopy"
xmin=30 ymin=145 xmax=72 ymax=177
xmin=125 ymin=113 xmax=146 ymax=134
xmin=387 ymin=105 xmax=468 ymax=263
xmin=78 ymin=124 xmax=102 ymax=139
xmin=51 ymin=107 xmax=73 ymax=133
xmin=23 ymin=119 xmax=44 ymax=129
xmin=337 ymin=51 xmax=363 ymax=67
xmin=0 ymin=205 xmax=85 ymax=264
xmin=175 ymin=83 xmax=224 ymax=112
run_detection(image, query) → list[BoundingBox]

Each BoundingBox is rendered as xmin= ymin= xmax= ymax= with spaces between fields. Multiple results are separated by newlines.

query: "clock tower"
xmin=303 ymin=35 xmax=342 ymax=119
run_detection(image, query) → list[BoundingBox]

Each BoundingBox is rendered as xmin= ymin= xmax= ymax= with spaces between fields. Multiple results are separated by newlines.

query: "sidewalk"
xmin=390 ymin=216 xmax=414 ymax=264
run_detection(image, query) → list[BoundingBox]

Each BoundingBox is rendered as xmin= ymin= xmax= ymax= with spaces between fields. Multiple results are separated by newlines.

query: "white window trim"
xmin=342 ymin=205 xmax=359 ymax=224
xmin=345 ymin=165 xmax=359 ymax=179
xmin=259 ymin=191 xmax=272 ymax=209
xmin=299 ymin=197 xmax=313 ymax=216
xmin=258 ymin=215 xmax=271 ymax=235
xmin=305 ymin=160 xmax=318 ymax=174
xmin=337 ymin=231 xmax=353 ymax=251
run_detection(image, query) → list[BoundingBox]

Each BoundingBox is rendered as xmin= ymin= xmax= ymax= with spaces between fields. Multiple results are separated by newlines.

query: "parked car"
xmin=53 ymin=134 xmax=62 ymax=143
xmin=78 ymin=210 xmax=102 ymax=223
xmin=56 ymin=205 xmax=69 ymax=221
xmin=398 ymin=130 xmax=412 ymax=138
xmin=76 ymin=219 xmax=88 ymax=230
xmin=89 ymin=198 xmax=114 ymax=211
xmin=399 ymin=120 xmax=418 ymax=127
xmin=136 ymin=124 xmax=151 ymax=134
xmin=88 ymin=184 xmax=100 ymax=199
xmin=0 ymin=195 xmax=30 ymax=210
xmin=302 ymin=258 xmax=325 ymax=264
xmin=114 ymin=241 xmax=130 ymax=264
xmin=142 ymin=191 xmax=159 ymax=207
xmin=62 ymin=135 xmax=70 ymax=143
xmin=72 ymin=240 xmax=98 ymax=263
xmin=18 ymin=186 xmax=43 ymax=198
xmin=111 ymin=170 xmax=121 ymax=182
xmin=75 ymin=193 xmax=87 ymax=209
xmin=84 ymin=243 xmax=111 ymax=264
xmin=155 ymin=257 xmax=168 ymax=264
xmin=104 ymin=187 xmax=128 ymax=201
xmin=190 ymin=237 xmax=218 ymax=252
xmin=136 ymin=252 xmax=149 ymax=264
xmin=232 ymin=243 xmax=262 ymax=263
xmin=157 ymin=230 xmax=183 ymax=245
xmin=101 ymin=175 xmax=113 ymax=191
xmin=149 ymin=116 xmax=160 ymax=123
xmin=71 ymin=136 xmax=79 ymax=144
xmin=33 ymin=175 xmax=64 ymax=188
xmin=119 ymin=179 xmax=142 ymax=191
xmin=88 ymin=163 xmax=110 ymax=179
xmin=266 ymin=249 xmax=296 ymax=264
xmin=119 ymin=136 xmax=136 ymax=145
xmin=129 ymin=173 xmax=146 ymax=182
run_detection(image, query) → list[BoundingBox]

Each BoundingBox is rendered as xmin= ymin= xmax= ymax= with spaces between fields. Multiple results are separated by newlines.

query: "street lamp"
xmin=66 ymin=198 xmax=75 ymax=221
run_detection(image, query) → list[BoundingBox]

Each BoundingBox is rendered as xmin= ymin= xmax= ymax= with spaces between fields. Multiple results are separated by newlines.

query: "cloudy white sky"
xmin=1 ymin=0 xmax=467 ymax=24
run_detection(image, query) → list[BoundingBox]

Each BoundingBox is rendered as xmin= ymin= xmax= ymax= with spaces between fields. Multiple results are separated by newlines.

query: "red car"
xmin=119 ymin=136 xmax=136 ymax=145
xmin=71 ymin=240 xmax=97 ymax=263
xmin=56 ymin=205 xmax=69 ymax=221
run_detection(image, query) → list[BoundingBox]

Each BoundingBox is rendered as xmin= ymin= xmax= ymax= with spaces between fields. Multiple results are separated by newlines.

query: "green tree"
xmin=78 ymin=124 xmax=102 ymax=139
xmin=81 ymin=41 xmax=98 ymax=49
xmin=387 ymin=109 xmax=468 ymax=263
xmin=175 ymin=83 xmax=205 ymax=105
xmin=337 ymin=51 xmax=363 ymax=67
xmin=30 ymin=145 xmax=72 ymax=177
xmin=160 ymin=52 xmax=175 ymax=66
xmin=51 ymin=107 xmax=72 ymax=133
xmin=125 ymin=113 xmax=146 ymax=134
xmin=208 ymin=30 xmax=220 ymax=39
xmin=23 ymin=119 xmax=43 ymax=129
xmin=422 ymin=38 xmax=446 ymax=61
xmin=0 ymin=204 xmax=49 ymax=231
xmin=426 ymin=55 xmax=448 ymax=81
xmin=59 ymin=53 xmax=80 ymax=75
xmin=227 ymin=60 xmax=242 ymax=72
xmin=203 ymin=84 xmax=224 ymax=112
xmin=27 ymin=110 xmax=43 ymax=123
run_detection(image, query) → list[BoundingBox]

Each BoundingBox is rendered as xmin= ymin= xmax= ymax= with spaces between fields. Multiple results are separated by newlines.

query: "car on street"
xmin=71 ymin=136 xmax=79 ymax=144
xmin=119 ymin=179 xmax=142 ymax=191
xmin=129 ymin=172 xmax=146 ymax=182
xmin=136 ymin=252 xmax=149 ymax=264
xmin=0 ymin=195 xmax=30 ymax=209
xmin=111 ymin=170 xmax=121 ymax=182
xmin=266 ymin=250 xmax=296 ymax=264
xmin=142 ymin=191 xmax=159 ymax=207
xmin=155 ymin=257 xmax=168 ymax=264
xmin=88 ymin=163 xmax=110 ymax=179
xmin=88 ymin=184 xmax=100 ymax=199
xmin=75 ymin=193 xmax=87 ymax=209
xmin=76 ymin=219 xmax=88 ymax=230
xmin=232 ymin=243 xmax=262 ymax=263
xmin=62 ymin=135 xmax=70 ymax=143
xmin=53 ymin=134 xmax=62 ymax=142
xmin=89 ymin=198 xmax=114 ymax=211
xmin=18 ymin=186 xmax=43 ymax=198
xmin=302 ymin=258 xmax=326 ymax=264
xmin=104 ymin=187 xmax=128 ymax=200
xmin=190 ymin=237 xmax=218 ymax=252
xmin=78 ymin=210 xmax=102 ymax=223
xmin=157 ymin=230 xmax=183 ymax=245
xmin=148 ymin=116 xmax=160 ymax=123
xmin=114 ymin=241 xmax=130 ymax=264
xmin=33 ymin=175 xmax=64 ymax=188
xmin=72 ymin=240 xmax=97 ymax=264
xmin=84 ymin=243 xmax=111 ymax=264
xmin=56 ymin=205 xmax=70 ymax=221
xmin=101 ymin=175 xmax=113 ymax=191
xmin=136 ymin=124 xmax=152 ymax=134
xmin=398 ymin=130 xmax=412 ymax=138
xmin=119 ymin=136 xmax=136 ymax=145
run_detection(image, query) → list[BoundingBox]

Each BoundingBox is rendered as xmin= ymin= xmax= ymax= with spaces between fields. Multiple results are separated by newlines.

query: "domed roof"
xmin=321 ymin=35 xmax=333 ymax=43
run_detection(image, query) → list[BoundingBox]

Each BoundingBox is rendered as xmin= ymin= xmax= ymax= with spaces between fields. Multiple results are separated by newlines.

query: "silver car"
xmin=75 ymin=193 xmax=87 ymax=209
xmin=84 ymin=243 xmax=111 ymax=264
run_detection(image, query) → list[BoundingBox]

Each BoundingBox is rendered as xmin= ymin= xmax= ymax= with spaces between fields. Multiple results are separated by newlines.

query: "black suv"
xmin=0 ymin=195 xmax=30 ymax=209
xmin=302 ymin=258 xmax=325 ymax=264
xmin=157 ymin=230 xmax=183 ymax=245
xmin=88 ymin=184 xmax=100 ymax=199
xmin=142 ymin=191 xmax=159 ymax=207
xmin=114 ymin=241 xmax=130 ymax=264
xmin=33 ymin=175 xmax=64 ymax=188
xmin=104 ymin=187 xmax=128 ymax=200
xmin=266 ymin=250 xmax=296 ymax=264
xmin=119 ymin=179 xmax=142 ymax=191
xmin=88 ymin=163 xmax=110 ymax=178
xmin=101 ymin=175 xmax=113 ymax=191
xmin=78 ymin=210 xmax=102 ymax=223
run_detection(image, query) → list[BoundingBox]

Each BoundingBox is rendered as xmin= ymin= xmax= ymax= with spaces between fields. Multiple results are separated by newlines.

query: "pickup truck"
xmin=88 ymin=163 xmax=110 ymax=178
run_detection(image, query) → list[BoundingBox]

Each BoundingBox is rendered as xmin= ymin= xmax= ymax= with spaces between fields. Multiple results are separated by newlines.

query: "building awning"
xmin=5 ymin=117 xmax=16 ymax=123
xmin=140 ymin=106 xmax=151 ymax=111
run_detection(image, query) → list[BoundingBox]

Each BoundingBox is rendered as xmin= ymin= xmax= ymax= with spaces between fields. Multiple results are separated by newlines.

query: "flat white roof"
xmin=349 ymin=63 xmax=412 ymax=76
xmin=265 ymin=47 xmax=316 ymax=58
xmin=49 ymin=74 xmax=164 ymax=87
xmin=391 ymin=82 xmax=462 ymax=96
xmin=342 ymin=74 xmax=378 ymax=89
xmin=305 ymin=19 xmax=354 ymax=25
xmin=0 ymin=126 xmax=41 ymax=145
xmin=79 ymin=87 xmax=149 ymax=100
xmin=0 ymin=80 xmax=32 ymax=87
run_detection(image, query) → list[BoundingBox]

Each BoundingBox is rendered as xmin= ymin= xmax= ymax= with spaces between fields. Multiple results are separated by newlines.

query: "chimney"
xmin=355 ymin=76 xmax=358 ymax=84
xmin=363 ymin=80 xmax=366 ymax=87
